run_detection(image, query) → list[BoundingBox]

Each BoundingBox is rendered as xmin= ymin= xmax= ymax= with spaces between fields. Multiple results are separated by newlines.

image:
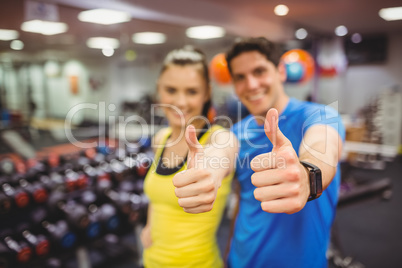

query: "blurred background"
xmin=0 ymin=0 xmax=401 ymax=268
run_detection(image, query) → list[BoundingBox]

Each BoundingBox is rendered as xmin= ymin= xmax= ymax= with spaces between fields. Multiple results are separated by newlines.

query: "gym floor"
xmin=329 ymin=156 xmax=402 ymax=268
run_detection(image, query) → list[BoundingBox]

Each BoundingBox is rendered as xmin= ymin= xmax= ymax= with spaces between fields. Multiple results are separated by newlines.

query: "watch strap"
xmin=300 ymin=161 xmax=322 ymax=201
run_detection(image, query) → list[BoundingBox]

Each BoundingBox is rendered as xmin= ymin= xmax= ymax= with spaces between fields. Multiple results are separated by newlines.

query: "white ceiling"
xmin=0 ymin=0 xmax=401 ymax=62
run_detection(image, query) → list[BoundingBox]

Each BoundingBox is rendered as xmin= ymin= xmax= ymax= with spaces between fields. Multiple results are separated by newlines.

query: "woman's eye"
xmin=188 ymin=89 xmax=198 ymax=95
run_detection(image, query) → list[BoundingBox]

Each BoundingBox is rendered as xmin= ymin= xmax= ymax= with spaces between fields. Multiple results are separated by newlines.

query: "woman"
xmin=141 ymin=47 xmax=238 ymax=267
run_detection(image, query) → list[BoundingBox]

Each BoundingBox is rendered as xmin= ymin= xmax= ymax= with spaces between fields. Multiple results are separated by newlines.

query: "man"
xmin=224 ymin=37 xmax=345 ymax=268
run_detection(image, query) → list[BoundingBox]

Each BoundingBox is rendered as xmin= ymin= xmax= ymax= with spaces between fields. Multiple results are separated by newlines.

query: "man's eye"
xmin=254 ymin=68 xmax=265 ymax=76
xmin=166 ymin=88 xmax=176 ymax=94
xmin=233 ymin=75 xmax=244 ymax=82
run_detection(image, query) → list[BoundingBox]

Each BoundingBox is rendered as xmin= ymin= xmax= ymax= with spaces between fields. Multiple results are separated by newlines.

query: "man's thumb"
xmin=264 ymin=108 xmax=290 ymax=149
xmin=185 ymin=125 xmax=204 ymax=169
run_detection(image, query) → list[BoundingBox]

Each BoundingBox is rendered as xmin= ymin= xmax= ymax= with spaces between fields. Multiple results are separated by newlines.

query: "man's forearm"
xmin=298 ymin=125 xmax=342 ymax=190
xmin=299 ymin=152 xmax=337 ymax=190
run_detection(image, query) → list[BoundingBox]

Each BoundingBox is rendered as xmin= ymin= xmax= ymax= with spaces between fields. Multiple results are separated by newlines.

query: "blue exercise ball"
xmin=285 ymin=62 xmax=305 ymax=82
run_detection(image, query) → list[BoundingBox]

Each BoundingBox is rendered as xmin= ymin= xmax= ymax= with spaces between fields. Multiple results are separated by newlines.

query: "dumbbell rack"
xmin=349 ymin=87 xmax=401 ymax=170
xmin=0 ymin=140 xmax=152 ymax=268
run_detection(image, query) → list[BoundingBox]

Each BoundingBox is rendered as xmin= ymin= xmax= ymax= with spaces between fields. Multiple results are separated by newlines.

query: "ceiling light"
xmin=351 ymin=33 xmax=362 ymax=44
xmin=0 ymin=29 xmax=19 ymax=41
xmin=295 ymin=28 xmax=308 ymax=40
xmin=86 ymin=37 xmax=120 ymax=49
xmin=335 ymin=25 xmax=348 ymax=36
xmin=379 ymin=7 xmax=402 ymax=21
xmin=132 ymin=32 xmax=166 ymax=44
xmin=78 ymin=9 xmax=131 ymax=25
xmin=185 ymin=25 xmax=225 ymax=39
xmin=274 ymin=5 xmax=289 ymax=16
xmin=10 ymin=40 xmax=24 ymax=50
xmin=102 ymin=48 xmax=115 ymax=57
xmin=21 ymin=20 xmax=68 ymax=35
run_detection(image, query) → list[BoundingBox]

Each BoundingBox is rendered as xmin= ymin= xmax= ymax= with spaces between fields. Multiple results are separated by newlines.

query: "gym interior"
xmin=0 ymin=0 xmax=401 ymax=267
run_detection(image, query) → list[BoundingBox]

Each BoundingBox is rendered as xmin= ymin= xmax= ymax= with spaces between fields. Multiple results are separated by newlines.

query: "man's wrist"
xmin=300 ymin=160 xmax=323 ymax=201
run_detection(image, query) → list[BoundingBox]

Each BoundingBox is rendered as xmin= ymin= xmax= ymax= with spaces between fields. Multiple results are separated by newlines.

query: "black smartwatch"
xmin=300 ymin=161 xmax=322 ymax=201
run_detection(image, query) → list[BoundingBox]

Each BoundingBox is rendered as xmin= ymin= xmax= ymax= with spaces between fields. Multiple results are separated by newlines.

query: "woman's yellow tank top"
xmin=143 ymin=125 xmax=233 ymax=268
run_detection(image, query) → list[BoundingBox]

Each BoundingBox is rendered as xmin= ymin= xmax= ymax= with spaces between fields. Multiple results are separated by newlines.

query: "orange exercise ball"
xmin=210 ymin=53 xmax=231 ymax=85
xmin=207 ymin=106 xmax=217 ymax=123
xmin=281 ymin=49 xmax=315 ymax=83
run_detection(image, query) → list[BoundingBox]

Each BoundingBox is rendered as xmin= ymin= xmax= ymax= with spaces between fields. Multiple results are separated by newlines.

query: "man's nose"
xmin=245 ymin=75 xmax=259 ymax=90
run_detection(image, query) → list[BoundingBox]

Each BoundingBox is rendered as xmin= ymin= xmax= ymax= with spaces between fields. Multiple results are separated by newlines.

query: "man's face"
xmin=230 ymin=51 xmax=286 ymax=121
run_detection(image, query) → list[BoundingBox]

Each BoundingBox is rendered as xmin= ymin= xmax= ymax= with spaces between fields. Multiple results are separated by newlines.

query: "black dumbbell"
xmin=48 ymin=191 xmax=89 ymax=229
xmin=16 ymin=223 xmax=50 ymax=258
xmin=30 ymin=207 xmax=77 ymax=250
xmin=0 ymin=229 xmax=32 ymax=265
xmin=0 ymin=178 xmax=30 ymax=209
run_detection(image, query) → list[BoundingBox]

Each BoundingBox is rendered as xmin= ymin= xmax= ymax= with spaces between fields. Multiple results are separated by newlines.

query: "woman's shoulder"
xmin=205 ymin=124 xmax=238 ymax=147
xmin=210 ymin=124 xmax=235 ymax=134
xmin=152 ymin=127 xmax=171 ymax=147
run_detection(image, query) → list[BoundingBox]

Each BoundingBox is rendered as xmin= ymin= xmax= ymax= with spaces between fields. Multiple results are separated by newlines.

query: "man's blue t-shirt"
xmin=228 ymin=98 xmax=345 ymax=268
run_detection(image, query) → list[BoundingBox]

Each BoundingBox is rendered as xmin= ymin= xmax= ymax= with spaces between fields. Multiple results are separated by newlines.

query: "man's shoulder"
xmin=285 ymin=98 xmax=345 ymax=139
xmin=286 ymin=98 xmax=340 ymax=120
xmin=288 ymin=98 xmax=321 ymax=112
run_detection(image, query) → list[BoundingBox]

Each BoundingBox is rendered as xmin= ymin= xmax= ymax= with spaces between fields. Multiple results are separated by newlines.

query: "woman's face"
xmin=157 ymin=64 xmax=209 ymax=128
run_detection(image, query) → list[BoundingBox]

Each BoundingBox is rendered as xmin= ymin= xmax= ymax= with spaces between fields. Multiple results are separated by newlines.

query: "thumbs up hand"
xmin=250 ymin=108 xmax=310 ymax=214
xmin=185 ymin=124 xmax=204 ymax=170
xmin=172 ymin=125 xmax=220 ymax=214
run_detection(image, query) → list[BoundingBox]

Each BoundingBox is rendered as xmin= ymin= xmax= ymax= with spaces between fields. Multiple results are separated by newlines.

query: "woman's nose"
xmin=175 ymin=93 xmax=187 ymax=108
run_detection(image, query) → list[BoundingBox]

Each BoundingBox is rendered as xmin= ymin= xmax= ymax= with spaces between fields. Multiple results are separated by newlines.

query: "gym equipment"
xmin=0 ymin=137 xmax=152 ymax=267
xmin=42 ymin=220 xmax=77 ymax=250
xmin=79 ymin=190 xmax=121 ymax=234
xmin=64 ymin=169 xmax=90 ymax=192
xmin=285 ymin=61 xmax=304 ymax=82
xmin=0 ymin=191 xmax=12 ymax=215
xmin=97 ymin=203 xmax=120 ymax=232
xmin=0 ymin=159 xmax=15 ymax=176
xmin=281 ymin=49 xmax=315 ymax=83
xmin=30 ymin=207 xmax=77 ymax=250
xmin=48 ymin=190 xmax=90 ymax=230
xmin=0 ymin=230 xmax=32 ymax=265
xmin=0 ymin=179 xmax=30 ymax=209
xmin=16 ymin=223 xmax=50 ymax=258
xmin=18 ymin=179 xmax=48 ymax=204
xmin=210 ymin=53 xmax=231 ymax=85
xmin=0 ymin=130 xmax=36 ymax=159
